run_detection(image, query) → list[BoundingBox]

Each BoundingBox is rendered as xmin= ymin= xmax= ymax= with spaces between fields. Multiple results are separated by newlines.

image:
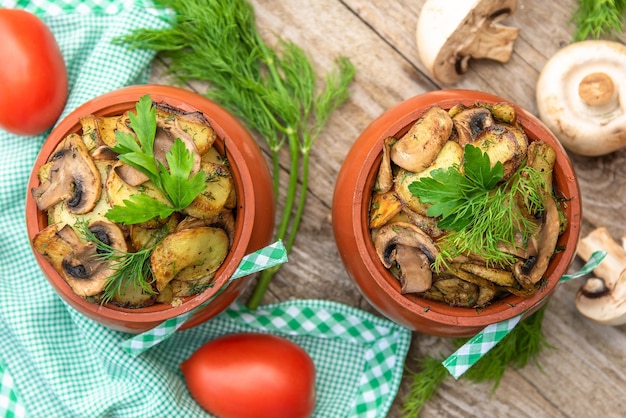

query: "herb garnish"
xmin=571 ymin=0 xmax=626 ymax=41
xmin=105 ymin=95 xmax=206 ymax=225
xmin=409 ymin=144 xmax=545 ymax=269
xmin=76 ymin=222 xmax=166 ymax=305
xmin=118 ymin=0 xmax=355 ymax=308
xmin=401 ymin=304 xmax=552 ymax=417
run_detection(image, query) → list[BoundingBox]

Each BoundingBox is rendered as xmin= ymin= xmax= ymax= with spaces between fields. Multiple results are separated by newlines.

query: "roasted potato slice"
xmin=151 ymin=226 xmax=229 ymax=291
xmin=369 ymin=191 xmax=402 ymax=229
xmin=472 ymin=124 xmax=528 ymax=180
xmin=105 ymin=161 xmax=169 ymax=210
xmin=395 ymin=140 xmax=463 ymax=215
xmin=183 ymin=161 xmax=234 ymax=220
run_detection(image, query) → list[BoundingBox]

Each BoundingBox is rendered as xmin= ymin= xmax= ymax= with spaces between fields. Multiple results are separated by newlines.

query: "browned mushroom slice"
xmin=154 ymin=102 xmax=217 ymax=156
xmin=394 ymin=245 xmax=433 ymax=293
xmin=459 ymin=262 xmax=518 ymax=287
xmin=154 ymin=116 xmax=202 ymax=176
xmin=512 ymin=191 xmax=560 ymax=288
xmin=31 ymin=133 xmax=102 ymax=215
xmin=401 ymin=206 xmax=444 ymax=238
xmin=33 ymin=223 xmax=119 ymax=297
xmin=374 ymin=222 xmax=439 ymax=269
xmin=390 ymin=106 xmax=453 ymax=173
xmin=452 ymin=107 xmax=494 ymax=146
xmin=375 ymin=136 xmax=396 ymax=193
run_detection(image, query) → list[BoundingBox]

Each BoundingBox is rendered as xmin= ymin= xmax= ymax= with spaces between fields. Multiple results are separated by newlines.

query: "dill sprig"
xmin=410 ymin=145 xmax=546 ymax=270
xmin=117 ymin=0 xmax=355 ymax=309
xmin=401 ymin=304 xmax=552 ymax=417
xmin=571 ymin=0 xmax=626 ymax=41
xmin=76 ymin=222 xmax=166 ymax=304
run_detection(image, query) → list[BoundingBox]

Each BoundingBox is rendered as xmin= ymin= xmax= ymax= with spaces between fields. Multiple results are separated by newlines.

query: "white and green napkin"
xmin=0 ymin=1 xmax=412 ymax=417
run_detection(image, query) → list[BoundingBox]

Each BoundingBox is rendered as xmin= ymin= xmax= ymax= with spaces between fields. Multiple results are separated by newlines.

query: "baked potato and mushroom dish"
xmin=369 ymin=102 xmax=568 ymax=308
xmin=31 ymin=97 xmax=236 ymax=308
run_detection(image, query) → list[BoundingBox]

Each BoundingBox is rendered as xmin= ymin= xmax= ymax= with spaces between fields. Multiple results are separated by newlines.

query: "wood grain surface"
xmin=150 ymin=1 xmax=626 ymax=416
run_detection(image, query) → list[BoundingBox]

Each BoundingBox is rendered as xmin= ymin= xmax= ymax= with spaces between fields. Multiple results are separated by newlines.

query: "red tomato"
xmin=0 ymin=9 xmax=68 ymax=136
xmin=181 ymin=333 xmax=316 ymax=418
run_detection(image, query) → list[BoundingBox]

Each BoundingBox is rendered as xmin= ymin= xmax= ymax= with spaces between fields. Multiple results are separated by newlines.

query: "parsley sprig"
xmin=409 ymin=145 xmax=545 ymax=269
xmin=105 ymin=95 xmax=206 ymax=225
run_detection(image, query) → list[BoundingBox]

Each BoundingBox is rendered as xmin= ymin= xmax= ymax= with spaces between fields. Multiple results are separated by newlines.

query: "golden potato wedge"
xmin=394 ymin=140 xmax=463 ymax=215
xmin=472 ymin=124 xmax=528 ymax=180
xmin=151 ymin=226 xmax=230 ymax=291
xmin=183 ymin=161 xmax=234 ymax=220
xmin=79 ymin=115 xmax=100 ymax=152
xmin=369 ymin=191 xmax=402 ymax=229
xmin=105 ymin=161 xmax=169 ymax=210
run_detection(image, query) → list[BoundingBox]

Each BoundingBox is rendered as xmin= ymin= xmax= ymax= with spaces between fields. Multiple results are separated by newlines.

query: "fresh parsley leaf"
xmin=105 ymin=95 xmax=207 ymax=225
xmin=160 ymin=138 xmax=207 ymax=209
xmin=463 ymin=144 xmax=503 ymax=190
xmin=409 ymin=144 xmax=544 ymax=268
xmin=106 ymin=194 xmax=175 ymax=224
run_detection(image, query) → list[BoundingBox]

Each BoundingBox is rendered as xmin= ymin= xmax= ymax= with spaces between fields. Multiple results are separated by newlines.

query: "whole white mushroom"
xmin=416 ymin=0 xmax=519 ymax=85
xmin=537 ymin=40 xmax=626 ymax=156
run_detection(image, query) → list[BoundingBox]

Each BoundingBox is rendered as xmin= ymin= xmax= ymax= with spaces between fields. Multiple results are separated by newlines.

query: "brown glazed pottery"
xmin=25 ymin=85 xmax=275 ymax=333
xmin=332 ymin=89 xmax=581 ymax=337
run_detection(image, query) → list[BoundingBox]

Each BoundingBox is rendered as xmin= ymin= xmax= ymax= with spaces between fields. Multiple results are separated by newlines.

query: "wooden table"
xmin=149 ymin=1 xmax=626 ymax=416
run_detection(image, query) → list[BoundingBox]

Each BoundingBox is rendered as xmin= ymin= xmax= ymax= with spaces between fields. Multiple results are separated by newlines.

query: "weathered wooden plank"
xmin=149 ymin=0 xmax=626 ymax=415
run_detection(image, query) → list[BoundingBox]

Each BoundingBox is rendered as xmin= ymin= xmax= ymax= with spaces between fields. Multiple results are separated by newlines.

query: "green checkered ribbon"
xmin=122 ymin=240 xmax=288 ymax=356
xmin=442 ymin=251 xmax=608 ymax=379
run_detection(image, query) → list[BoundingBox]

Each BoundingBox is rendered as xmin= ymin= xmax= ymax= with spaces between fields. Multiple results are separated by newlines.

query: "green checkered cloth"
xmin=0 ymin=1 xmax=412 ymax=417
xmin=443 ymin=251 xmax=608 ymax=379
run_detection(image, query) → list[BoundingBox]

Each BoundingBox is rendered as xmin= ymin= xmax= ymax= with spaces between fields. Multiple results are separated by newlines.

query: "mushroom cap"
xmin=31 ymin=133 xmax=102 ymax=214
xmin=576 ymin=269 xmax=626 ymax=325
xmin=536 ymin=40 xmax=626 ymax=156
xmin=416 ymin=0 xmax=519 ymax=85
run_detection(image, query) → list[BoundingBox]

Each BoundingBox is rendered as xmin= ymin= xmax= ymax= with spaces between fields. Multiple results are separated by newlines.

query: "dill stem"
xmin=247 ymin=129 xmax=301 ymax=310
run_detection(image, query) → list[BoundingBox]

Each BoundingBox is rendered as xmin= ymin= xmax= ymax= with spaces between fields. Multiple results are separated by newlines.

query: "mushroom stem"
xmin=575 ymin=227 xmax=626 ymax=325
xmin=577 ymin=227 xmax=626 ymax=288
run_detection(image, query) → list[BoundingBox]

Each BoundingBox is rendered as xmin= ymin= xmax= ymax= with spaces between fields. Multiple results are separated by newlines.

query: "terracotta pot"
xmin=332 ymin=89 xmax=582 ymax=337
xmin=25 ymin=85 xmax=275 ymax=333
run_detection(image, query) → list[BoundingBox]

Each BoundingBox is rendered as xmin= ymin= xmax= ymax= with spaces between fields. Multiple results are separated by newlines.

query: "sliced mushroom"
xmin=536 ymin=40 xmax=626 ymax=156
xmin=375 ymin=136 xmax=396 ymax=193
xmin=575 ymin=227 xmax=626 ymax=325
xmin=390 ymin=106 xmax=453 ymax=173
xmin=88 ymin=220 xmax=128 ymax=252
xmin=394 ymin=245 xmax=433 ymax=293
xmin=416 ymin=0 xmax=519 ymax=85
xmin=154 ymin=116 xmax=201 ymax=176
xmin=154 ymin=102 xmax=217 ymax=156
xmin=374 ymin=222 xmax=439 ymax=270
xmin=33 ymin=224 xmax=117 ymax=297
xmin=452 ymin=107 xmax=495 ymax=146
xmin=512 ymin=191 xmax=560 ymax=288
xmin=31 ymin=133 xmax=102 ymax=214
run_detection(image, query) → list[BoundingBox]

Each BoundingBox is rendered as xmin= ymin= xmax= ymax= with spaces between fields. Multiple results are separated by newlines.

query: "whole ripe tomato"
xmin=0 ymin=9 xmax=68 ymax=136
xmin=181 ymin=333 xmax=316 ymax=418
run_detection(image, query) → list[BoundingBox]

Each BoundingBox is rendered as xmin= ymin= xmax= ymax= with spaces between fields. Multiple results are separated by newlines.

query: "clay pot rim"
xmin=25 ymin=85 xmax=257 ymax=325
xmin=344 ymin=89 xmax=581 ymax=328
